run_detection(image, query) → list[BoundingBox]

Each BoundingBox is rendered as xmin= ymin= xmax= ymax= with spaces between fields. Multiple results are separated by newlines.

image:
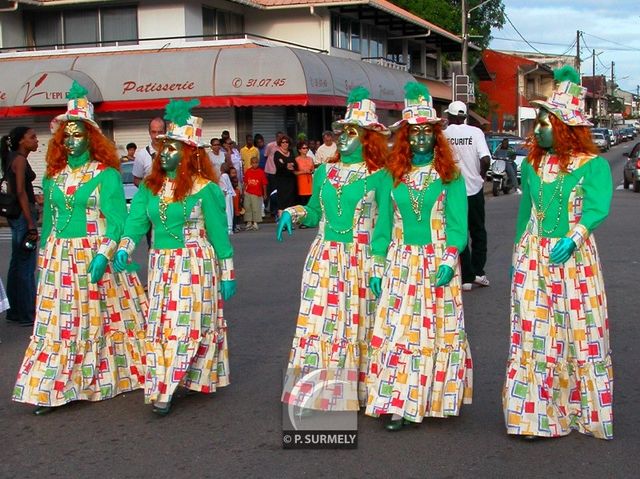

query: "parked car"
xmin=121 ymin=161 xmax=138 ymax=203
xmin=591 ymin=128 xmax=610 ymax=150
xmin=592 ymin=132 xmax=608 ymax=152
xmin=623 ymin=142 xmax=640 ymax=192
xmin=608 ymin=129 xmax=617 ymax=146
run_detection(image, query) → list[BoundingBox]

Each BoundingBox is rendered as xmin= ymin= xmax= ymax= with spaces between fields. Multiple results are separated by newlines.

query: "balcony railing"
xmin=362 ymin=57 xmax=409 ymax=72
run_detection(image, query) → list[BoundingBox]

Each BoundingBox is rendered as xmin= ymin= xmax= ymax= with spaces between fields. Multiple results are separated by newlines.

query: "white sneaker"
xmin=515 ymin=188 xmax=522 ymax=195
xmin=462 ymin=283 xmax=473 ymax=291
xmin=474 ymin=275 xmax=490 ymax=287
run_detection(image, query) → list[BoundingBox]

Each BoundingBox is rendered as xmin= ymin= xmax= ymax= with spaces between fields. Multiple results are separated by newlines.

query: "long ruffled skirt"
xmin=13 ymin=237 xmax=147 ymax=407
xmin=144 ymin=240 xmax=229 ymax=404
xmin=503 ymin=231 xmax=613 ymax=439
xmin=365 ymin=243 xmax=473 ymax=421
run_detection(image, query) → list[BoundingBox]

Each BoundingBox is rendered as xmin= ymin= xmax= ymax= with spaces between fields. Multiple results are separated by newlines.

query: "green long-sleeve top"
xmin=515 ymin=154 xmax=612 ymax=246
xmin=40 ymin=157 xmax=127 ymax=259
xmin=371 ymin=165 xmax=468 ymax=261
xmin=293 ymin=162 xmax=387 ymax=243
xmin=122 ymin=178 xmax=233 ymax=261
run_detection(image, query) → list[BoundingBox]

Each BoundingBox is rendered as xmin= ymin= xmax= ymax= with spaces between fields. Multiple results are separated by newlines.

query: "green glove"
xmin=113 ymin=250 xmax=129 ymax=273
xmin=220 ymin=279 xmax=236 ymax=301
xmin=88 ymin=253 xmax=108 ymax=283
xmin=435 ymin=265 xmax=454 ymax=287
xmin=369 ymin=277 xmax=382 ymax=298
xmin=549 ymin=237 xmax=576 ymax=264
xmin=277 ymin=211 xmax=293 ymax=242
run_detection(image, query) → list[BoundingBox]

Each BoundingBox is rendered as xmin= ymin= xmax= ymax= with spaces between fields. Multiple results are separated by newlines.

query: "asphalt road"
xmin=0 ymin=143 xmax=638 ymax=478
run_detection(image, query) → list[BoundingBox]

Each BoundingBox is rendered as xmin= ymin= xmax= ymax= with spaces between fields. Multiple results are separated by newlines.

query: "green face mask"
xmin=159 ymin=139 xmax=183 ymax=172
xmin=408 ymin=124 xmax=436 ymax=157
xmin=337 ymin=125 xmax=363 ymax=161
xmin=534 ymin=110 xmax=554 ymax=150
xmin=63 ymin=121 xmax=89 ymax=157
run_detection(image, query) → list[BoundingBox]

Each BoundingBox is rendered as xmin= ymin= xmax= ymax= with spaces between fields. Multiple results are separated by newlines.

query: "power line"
xmin=492 ymin=36 xmax=640 ymax=52
xmin=503 ymin=13 xmax=545 ymax=55
xmin=581 ymin=31 xmax=637 ymax=50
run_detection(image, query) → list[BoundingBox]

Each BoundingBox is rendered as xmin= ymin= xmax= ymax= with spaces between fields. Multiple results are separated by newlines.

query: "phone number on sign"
xmin=233 ymin=78 xmax=287 ymax=88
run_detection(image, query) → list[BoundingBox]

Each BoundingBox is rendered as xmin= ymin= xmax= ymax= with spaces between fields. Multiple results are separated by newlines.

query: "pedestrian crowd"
xmin=0 ymin=69 xmax=614 ymax=442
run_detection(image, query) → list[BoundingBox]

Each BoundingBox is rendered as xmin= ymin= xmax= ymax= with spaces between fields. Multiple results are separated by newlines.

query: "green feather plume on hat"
xmin=554 ymin=65 xmax=580 ymax=85
xmin=164 ymin=99 xmax=200 ymax=127
xmin=405 ymin=82 xmax=430 ymax=101
xmin=347 ymin=86 xmax=370 ymax=105
xmin=66 ymin=81 xmax=88 ymax=100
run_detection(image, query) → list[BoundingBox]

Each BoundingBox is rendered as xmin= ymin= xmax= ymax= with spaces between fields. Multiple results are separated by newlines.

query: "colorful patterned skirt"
xmin=366 ymin=242 xmax=473 ymax=421
xmin=504 ymin=230 xmax=613 ymax=439
xmin=12 ymin=236 xmax=148 ymax=407
xmin=281 ymin=238 xmax=376 ymax=411
xmin=145 ymin=238 xmax=229 ymax=404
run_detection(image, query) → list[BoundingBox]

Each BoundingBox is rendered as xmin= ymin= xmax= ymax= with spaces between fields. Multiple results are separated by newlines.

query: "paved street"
xmin=0 ymin=144 xmax=638 ymax=478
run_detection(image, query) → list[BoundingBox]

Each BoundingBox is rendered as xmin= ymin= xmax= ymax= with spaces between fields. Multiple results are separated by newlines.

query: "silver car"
xmin=121 ymin=161 xmax=138 ymax=204
xmin=592 ymin=132 xmax=607 ymax=152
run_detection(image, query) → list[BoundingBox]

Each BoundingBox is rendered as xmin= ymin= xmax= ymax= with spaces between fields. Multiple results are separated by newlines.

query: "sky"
xmin=489 ymin=1 xmax=640 ymax=94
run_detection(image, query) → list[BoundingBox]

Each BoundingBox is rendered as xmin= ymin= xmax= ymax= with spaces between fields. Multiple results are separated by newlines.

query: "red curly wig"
xmin=528 ymin=112 xmax=599 ymax=172
xmin=331 ymin=129 xmax=388 ymax=172
xmin=46 ymin=121 xmax=120 ymax=177
xmin=388 ymin=123 xmax=458 ymax=186
xmin=145 ymin=141 xmax=217 ymax=201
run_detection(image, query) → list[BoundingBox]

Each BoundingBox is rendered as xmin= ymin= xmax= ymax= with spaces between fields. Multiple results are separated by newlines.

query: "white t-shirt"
xmin=132 ymin=144 xmax=156 ymax=180
xmin=315 ymin=142 xmax=337 ymax=165
xmin=208 ymin=150 xmax=226 ymax=176
xmin=444 ymin=124 xmax=491 ymax=196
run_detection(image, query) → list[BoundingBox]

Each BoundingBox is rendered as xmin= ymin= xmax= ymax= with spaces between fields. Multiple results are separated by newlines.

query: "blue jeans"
xmin=6 ymin=209 xmax=37 ymax=324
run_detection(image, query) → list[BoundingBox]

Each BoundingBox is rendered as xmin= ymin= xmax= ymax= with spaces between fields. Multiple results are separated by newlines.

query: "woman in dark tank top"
xmin=0 ymin=126 xmax=40 ymax=326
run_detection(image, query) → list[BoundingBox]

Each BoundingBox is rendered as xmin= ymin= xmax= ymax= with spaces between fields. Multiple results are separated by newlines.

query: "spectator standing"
xmin=121 ymin=142 xmax=137 ymax=162
xmin=229 ymin=166 xmax=243 ymax=233
xmin=254 ymin=134 xmax=267 ymax=170
xmin=243 ymin=156 xmax=267 ymax=230
xmin=314 ymin=130 xmax=338 ymax=166
xmin=240 ymin=134 xmax=259 ymax=172
xmin=273 ymin=135 xmax=297 ymax=218
xmin=133 ymin=117 xmax=165 ymax=186
xmin=208 ymin=138 xmax=225 ymax=176
xmin=294 ymin=141 xmax=314 ymax=206
xmin=218 ymin=163 xmax=236 ymax=234
xmin=0 ymin=126 xmax=39 ymax=327
xmin=444 ymin=101 xmax=491 ymax=291
xmin=224 ymin=137 xmax=243 ymax=186
xmin=264 ymin=131 xmax=284 ymax=214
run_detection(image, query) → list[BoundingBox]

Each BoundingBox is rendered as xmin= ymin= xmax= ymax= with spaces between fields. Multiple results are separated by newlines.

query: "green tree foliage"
xmin=390 ymin=0 xmax=506 ymax=51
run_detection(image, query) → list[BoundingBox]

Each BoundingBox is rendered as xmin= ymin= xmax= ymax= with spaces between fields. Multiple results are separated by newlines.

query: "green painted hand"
xmin=88 ymin=253 xmax=108 ymax=283
xmin=435 ymin=265 xmax=454 ymax=287
xmin=369 ymin=277 xmax=382 ymax=298
xmin=277 ymin=211 xmax=293 ymax=242
xmin=220 ymin=280 xmax=237 ymax=301
xmin=113 ymin=250 xmax=129 ymax=273
xmin=549 ymin=237 xmax=576 ymax=264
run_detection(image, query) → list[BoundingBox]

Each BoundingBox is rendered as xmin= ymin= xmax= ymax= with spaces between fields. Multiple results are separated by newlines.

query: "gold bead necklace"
xmin=319 ymin=163 xmax=368 ymax=235
xmin=157 ymin=179 xmax=187 ymax=242
xmin=402 ymin=164 xmax=434 ymax=222
xmin=535 ymin=160 xmax=565 ymax=236
xmin=51 ymin=161 xmax=93 ymax=233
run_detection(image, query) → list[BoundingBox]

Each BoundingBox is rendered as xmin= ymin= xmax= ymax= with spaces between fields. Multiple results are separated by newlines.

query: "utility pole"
xmin=461 ymin=0 xmax=468 ymax=76
xmin=592 ymin=49 xmax=598 ymax=124
xmin=576 ymin=30 xmax=581 ymax=73
xmin=611 ymin=61 xmax=615 ymax=128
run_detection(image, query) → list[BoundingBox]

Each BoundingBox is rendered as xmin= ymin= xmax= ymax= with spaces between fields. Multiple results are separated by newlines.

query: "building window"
xmin=361 ymin=23 xmax=384 ymax=57
xmin=331 ymin=14 xmax=361 ymax=53
xmin=25 ymin=6 xmax=137 ymax=48
xmin=203 ymin=7 xmax=244 ymax=39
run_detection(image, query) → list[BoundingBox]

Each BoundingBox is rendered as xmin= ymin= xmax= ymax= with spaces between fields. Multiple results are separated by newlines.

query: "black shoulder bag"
xmin=0 ymin=175 xmax=21 ymax=219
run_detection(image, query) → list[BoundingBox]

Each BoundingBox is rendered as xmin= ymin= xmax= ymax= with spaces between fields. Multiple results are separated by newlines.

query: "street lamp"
xmin=461 ymin=0 xmax=492 ymax=75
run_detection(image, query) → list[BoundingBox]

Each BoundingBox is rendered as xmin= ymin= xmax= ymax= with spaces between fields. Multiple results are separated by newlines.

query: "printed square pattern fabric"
xmin=282 ymin=180 xmax=379 ymax=411
xmin=503 ymin=160 xmax=613 ymax=439
xmin=366 ymin=183 xmax=472 ymax=421
xmin=13 ymin=163 xmax=148 ymax=406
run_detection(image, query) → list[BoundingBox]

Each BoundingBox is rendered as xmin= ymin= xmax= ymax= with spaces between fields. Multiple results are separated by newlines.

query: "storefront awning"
xmin=0 ymin=45 xmax=431 ymax=117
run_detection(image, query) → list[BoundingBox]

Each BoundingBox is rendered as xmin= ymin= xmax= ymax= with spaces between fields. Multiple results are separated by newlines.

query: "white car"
xmin=592 ymin=132 xmax=607 ymax=152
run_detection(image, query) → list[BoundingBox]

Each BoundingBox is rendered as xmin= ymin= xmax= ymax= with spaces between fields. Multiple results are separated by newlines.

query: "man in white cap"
xmin=444 ymin=101 xmax=491 ymax=291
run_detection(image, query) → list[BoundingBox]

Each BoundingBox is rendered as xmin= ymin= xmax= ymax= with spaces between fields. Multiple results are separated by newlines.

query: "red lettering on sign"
xmin=121 ymin=81 xmax=195 ymax=95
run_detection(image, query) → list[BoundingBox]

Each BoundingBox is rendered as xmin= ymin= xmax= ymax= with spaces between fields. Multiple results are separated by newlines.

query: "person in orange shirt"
xmin=294 ymin=141 xmax=314 ymax=206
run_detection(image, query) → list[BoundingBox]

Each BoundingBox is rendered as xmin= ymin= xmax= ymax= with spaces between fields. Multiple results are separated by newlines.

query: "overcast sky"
xmin=489 ymin=1 xmax=640 ymax=93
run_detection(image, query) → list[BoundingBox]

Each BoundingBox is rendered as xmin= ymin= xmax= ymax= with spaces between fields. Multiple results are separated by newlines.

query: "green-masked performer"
xmin=366 ymin=83 xmax=471 ymax=431
xmin=13 ymin=82 xmax=147 ymax=415
xmin=503 ymin=66 xmax=613 ymax=440
xmin=278 ymin=87 xmax=388 ymax=411
xmin=114 ymin=100 xmax=235 ymax=416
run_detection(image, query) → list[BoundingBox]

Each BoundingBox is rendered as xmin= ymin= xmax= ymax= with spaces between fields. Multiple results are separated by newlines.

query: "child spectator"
xmin=229 ymin=166 xmax=243 ymax=233
xmin=218 ymin=163 xmax=235 ymax=234
xmin=243 ymin=155 xmax=268 ymax=230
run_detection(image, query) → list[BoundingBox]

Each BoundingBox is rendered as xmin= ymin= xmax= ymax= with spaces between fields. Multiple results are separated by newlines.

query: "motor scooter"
xmin=489 ymin=149 xmax=516 ymax=196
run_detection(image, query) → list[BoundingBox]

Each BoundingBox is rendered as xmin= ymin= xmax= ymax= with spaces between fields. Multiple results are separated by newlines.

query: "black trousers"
xmin=461 ymin=189 xmax=487 ymax=283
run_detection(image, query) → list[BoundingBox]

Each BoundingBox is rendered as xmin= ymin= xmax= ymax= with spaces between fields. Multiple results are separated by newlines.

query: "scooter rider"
xmin=494 ymin=138 xmax=520 ymax=194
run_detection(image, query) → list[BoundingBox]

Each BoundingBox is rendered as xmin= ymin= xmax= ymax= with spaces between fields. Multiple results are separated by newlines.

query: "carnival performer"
xmin=278 ymin=87 xmax=388 ymax=411
xmin=114 ymin=99 xmax=236 ymax=416
xmin=503 ymin=66 xmax=613 ymax=440
xmin=366 ymin=83 xmax=472 ymax=431
xmin=12 ymin=82 xmax=147 ymax=415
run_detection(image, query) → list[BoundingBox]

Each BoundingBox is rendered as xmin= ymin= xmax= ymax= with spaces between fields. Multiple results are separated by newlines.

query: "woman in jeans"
xmin=0 ymin=127 xmax=39 ymax=326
